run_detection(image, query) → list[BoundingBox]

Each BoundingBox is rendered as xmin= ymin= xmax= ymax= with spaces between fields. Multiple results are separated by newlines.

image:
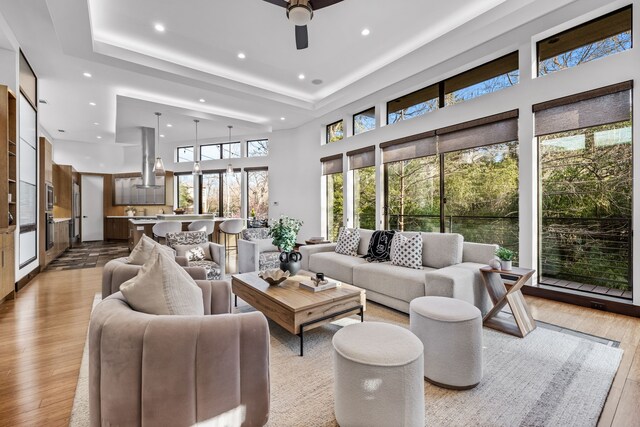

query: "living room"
xmin=0 ymin=0 xmax=639 ymax=426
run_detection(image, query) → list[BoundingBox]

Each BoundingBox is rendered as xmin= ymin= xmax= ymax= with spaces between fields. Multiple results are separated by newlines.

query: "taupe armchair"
xmin=89 ymin=280 xmax=270 ymax=427
xmin=102 ymin=257 xmax=207 ymax=298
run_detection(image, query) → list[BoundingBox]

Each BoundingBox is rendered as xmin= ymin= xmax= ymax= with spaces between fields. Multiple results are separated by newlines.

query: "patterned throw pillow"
xmin=390 ymin=233 xmax=423 ymax=269
xmin=185 ymin=246 xmax=206 ymax=262
xmin=364 ymin=230 xmax=395 ymax=262
xmin=335 ymin=227 xmax=361 ymax=256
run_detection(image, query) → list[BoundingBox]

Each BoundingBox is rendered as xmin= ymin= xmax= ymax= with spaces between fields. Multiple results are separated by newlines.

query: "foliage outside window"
xmin=199 ymin=171 xmax=241 ymax=217
xmin=353 ymin=108 xmax=376 ymax=135
xmin=353 ymin=166 xmax=376 ymax=229
xmin=223 ymin=171 xmax=242 ymax=218
xmin=248 ymin=139 xmax=269 ymax=157
xmin=387 ymin=84 xmax=439 ymax=125
xmin=539 ymin=121 xmax=632 ymax=292
xmin=327 ymin=120 xmax=344 ymax=143
xmin=326 ymin=173 xmax=343 ymax=241
xmin=537 ymin=6 xmax=632 ymax=76
xmin=247 ymin=170 xmax=269 ymax=219
xmin=200 ymin=173 xmax=220 ymax=215
xmin=443 ymin=142 xmax=519 ymax=261
xmin=176 ymin=174 xmax=194 ymax=214
xmin=177 ymin=146 xmax=194 ymax=162
xmin=445 ymin=52 xmax=519 ymax=106
xmin=200 ymin=142 xmax=241 ymax=160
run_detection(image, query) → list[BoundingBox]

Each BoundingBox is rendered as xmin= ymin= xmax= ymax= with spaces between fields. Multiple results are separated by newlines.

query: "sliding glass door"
xmin=199 ymin=171 xmax=240 ymax=217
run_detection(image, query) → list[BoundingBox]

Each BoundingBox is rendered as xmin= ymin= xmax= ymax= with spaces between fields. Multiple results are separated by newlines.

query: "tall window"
xmin=248 ymin=139 xmax=269 ymax=157
xmin=387 ymin=84 xmax=438 ymax=125
xmin=199 ymin=171 xmax=241 ymax=217
xmin=176 ymin=174 xmax=195 ymax=213
xmin=322 ymin=155 xmax=343 ymax=241
xmin=200 ymin=142 xmax=241 ymax=160
xmin=535 ymin=83 xmax=632 ymax=298
xmin=537 ymin=6 xmax=632 ymax=76
xmin=247 ymin=168 xmax=269 ymax=219
xmin=353 ymin=107 xmax=376 ymax=135
xmin=348 ymin=147 xmax=376 ymax=229
xmin=326 ymin=120 xmax=344 ymax=143
xmin=177 ymin=146 xmax=194 ymax=162
xmin=444 ymin=52 xmax=519 ymax=106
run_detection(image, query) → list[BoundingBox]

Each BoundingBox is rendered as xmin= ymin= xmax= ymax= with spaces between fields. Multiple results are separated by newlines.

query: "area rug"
xmin=70 ymin=298 xmax=622 ymax=427
xmin=46 ymin=242 xmax=129 ymax=271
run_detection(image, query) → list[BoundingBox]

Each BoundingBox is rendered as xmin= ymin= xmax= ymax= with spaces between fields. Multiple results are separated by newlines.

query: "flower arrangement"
xmin=268 ymin=215 xmax=303 ymax=252
xmin=125 ymin=206 xmax=136 ymax=216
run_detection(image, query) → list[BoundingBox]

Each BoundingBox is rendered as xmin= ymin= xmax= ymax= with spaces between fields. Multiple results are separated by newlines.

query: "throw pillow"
xmin=363 ymin=230 xmax=395 ymax=262
xmin=254 ymin=238 xmax=279 ymax=252
xmin=390 ymin=233 xmax=423 ymax=269
xmin=174 ymin=243 xmax=212 ymax=261
xmin=335 ymin=227 xmax=360 ymax=256
xmin=120 ymin=246 xmax=204 ymax=315
xmin=185 ymin=246 xmax=206 ymax=262
xmin=128 ymin=234 xmax=174 ymax=265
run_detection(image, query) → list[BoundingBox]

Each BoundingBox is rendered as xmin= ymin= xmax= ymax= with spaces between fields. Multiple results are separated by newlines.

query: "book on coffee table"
xmin=299 ymin=279 xmax=338 ymax=292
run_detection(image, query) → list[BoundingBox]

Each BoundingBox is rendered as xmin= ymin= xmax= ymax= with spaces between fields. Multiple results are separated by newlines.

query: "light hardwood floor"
xmin=0 ymin=265 xmax=639 ymax=426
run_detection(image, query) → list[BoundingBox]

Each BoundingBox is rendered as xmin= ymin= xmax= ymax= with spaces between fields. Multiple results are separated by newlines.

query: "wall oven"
xmin=46 ymin=184 xmax=54 ymax=211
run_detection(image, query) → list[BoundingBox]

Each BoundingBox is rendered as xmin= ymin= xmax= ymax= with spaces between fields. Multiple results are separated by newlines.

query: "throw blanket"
xmin=363 ymin=230 xmax=395 ymax=262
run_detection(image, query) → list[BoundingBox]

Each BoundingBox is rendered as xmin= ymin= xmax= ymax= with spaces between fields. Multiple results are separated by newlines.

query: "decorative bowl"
xmin=173 ymin=208 xmax=185 ymax=215
xmin=259 ymin=269 xmax=290 ymax=286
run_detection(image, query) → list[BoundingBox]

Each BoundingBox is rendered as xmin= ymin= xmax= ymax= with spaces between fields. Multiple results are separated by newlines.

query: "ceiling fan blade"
xmin=262 ymin=0 xmax=288 ymax=8
xmin=295 ymin=25 xmax=308 ymax=50
xmin=310 ymin=0 xmax=343 ymax=10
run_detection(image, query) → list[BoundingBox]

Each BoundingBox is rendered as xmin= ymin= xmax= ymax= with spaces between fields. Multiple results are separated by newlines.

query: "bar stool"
xmin=152 ymin=221 xmax=182 ymax=244
xmin=188 ymin=220 xmax=215 ymax=241
xmin=218 ymin=219 xmax=244 ymax=256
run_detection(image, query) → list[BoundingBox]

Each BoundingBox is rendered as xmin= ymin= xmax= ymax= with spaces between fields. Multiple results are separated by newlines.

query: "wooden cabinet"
xmin=0 ymin=85 xmax=17 ymax=229
xmin=45 ymin=220 xmax=70 ymax=266
xmin=0 ymin=231 xmax=15 ymax=302
xmin=43 ymin=138 xmax=53 ymax=184
xmin=105 ymin=218 xmax=130 ymax=241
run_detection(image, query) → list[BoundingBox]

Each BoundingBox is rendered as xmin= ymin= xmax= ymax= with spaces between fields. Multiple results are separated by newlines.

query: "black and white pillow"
xmin=391 ymin=233 xmax=423 ymax=269
xmin=335 ymin=227 xmax=360 ymax=256
xmin=185 ymin=246 xmax=206 ymax=262
xmin=363 ymin=230 xmax=395 ymax=262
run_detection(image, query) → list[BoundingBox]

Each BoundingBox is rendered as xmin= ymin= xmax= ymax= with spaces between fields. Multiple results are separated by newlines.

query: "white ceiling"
xmin=0 ymin=0 xmax=576 ymax=147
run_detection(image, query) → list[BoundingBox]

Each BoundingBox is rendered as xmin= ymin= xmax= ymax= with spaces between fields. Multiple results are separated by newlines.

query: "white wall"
xmin=52 ymin=140 xmax=139 ymax=173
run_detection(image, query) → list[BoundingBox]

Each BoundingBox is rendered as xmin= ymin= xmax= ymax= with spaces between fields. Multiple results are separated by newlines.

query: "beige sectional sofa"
xmin=299 ymin=229 xmax=497 ymax=314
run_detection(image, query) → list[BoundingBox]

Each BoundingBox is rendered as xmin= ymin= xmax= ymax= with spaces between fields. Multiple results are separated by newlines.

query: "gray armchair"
xmin=89 ymin=280 xmax=270 ymax=427
xmin=237 ymin=228 xmax=281 ymax=273
xmin=166 ymin=230 xmax=226 ymax=280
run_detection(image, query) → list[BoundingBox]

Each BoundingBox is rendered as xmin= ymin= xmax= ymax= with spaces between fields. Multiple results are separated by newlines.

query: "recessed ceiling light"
xmin=199 ymin=98 xmax=206 ymax=103
xmin=298 ymin=74 xmax=305 ymax=80
xmin=154 ymin=23 xmax=165 ymax=32
xmin=166 ymin=123 xmax=173 ymax=127
xmin=83 ymin=72 xmax=92 ymax=78
xmin=280 ymin=117 xmax=286 ymax=121
xmin=93 ymin=122 xmax=99 ymax=125
xmin=361 ymin=28 xmax=370 ymax=36
xmin=96 ymin=136 xmax=102 ymax=139
xmin=237 ymin=52 xmax=246 ymax=59
xmin=160 ymin=134 xmax=165 ymax=138
xmin=89 ymin=102 xmax=96 ymax=106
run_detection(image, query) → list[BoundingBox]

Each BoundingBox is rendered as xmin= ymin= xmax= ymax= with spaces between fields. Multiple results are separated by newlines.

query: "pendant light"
xmin=192 ymin=119 xmax=202 ymax=175
xmin=153 ymin=112 xmax=165 ymax=175
xmin=226 ymin=125 xmax=234 ymax=175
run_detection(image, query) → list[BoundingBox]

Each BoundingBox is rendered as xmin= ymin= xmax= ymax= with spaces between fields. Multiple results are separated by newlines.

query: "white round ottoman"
xmin=332 ymin=322 xmax=424 ymax=427
xmin=410 ymin=296 xmax=483 ymax=389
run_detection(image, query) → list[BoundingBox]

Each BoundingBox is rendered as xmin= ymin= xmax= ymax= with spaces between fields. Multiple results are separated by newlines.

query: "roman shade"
xmin=533 ymin=81 xmax=632 ymax=136
xmin=444 ymin=52 xmax=518 ymax=95
xmin=321 ymin=154 xmax=343 ymax=175
xmin=381 ymin=131 xmax=437 ymax=163
xmin=436 ymin=110 xmax=519 ymax=153
xmin=387 ymin=84 xmax=439 ymax=114
xmin=347 ymin=146 xmax=375 ymax=170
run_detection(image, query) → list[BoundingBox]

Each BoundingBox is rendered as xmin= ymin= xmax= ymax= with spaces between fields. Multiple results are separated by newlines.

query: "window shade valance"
xmin=381 ymin=131 xmax=436 ymax=163
xmin=321 ymin=154 xmax=343 ymax=175
xmin=347 ymin=146 xmax=375 ymax=170
xmin=436 ymin=110 xmax=519 ymax=153
xmin=533 ymin=81 xmax=632 ymax=136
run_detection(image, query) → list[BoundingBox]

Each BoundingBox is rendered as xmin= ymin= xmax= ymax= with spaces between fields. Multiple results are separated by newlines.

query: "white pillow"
xmin=390 ymin=233 xmax=423 ymax=269
xmin=254 ymin=238 xmax=279 ymax=252
xmin=120 ymin=246 xmax=204 ymax=315
xmin=335 ymin=228 xmax=360 ymax=256
xmin=128 ymin=234 xmax=174 ymax=265
xmin=174 ymin=243 xmax=212 ymax=261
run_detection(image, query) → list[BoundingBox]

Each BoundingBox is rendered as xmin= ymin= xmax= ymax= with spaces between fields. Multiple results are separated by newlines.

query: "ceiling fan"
xmin=263 ymin=0 xmax=344 ymax=50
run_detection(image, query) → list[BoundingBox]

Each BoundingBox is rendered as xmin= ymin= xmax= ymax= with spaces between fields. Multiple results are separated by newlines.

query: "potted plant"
xmin=495 ymin=247 xmax=515 ymax=271
xmin=269 ymin=215 xmax=304 ymax=275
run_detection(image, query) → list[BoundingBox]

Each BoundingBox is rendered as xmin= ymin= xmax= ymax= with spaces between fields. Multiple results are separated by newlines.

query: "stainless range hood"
xmin=136 ymin=126 xmax=162 ymax=189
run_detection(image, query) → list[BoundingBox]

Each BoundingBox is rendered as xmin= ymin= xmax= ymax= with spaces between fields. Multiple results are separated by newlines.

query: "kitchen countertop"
xmin=128 ymin=216 xmax=237 ymax=226
xmin=53 ymin=217 xmax=72 ymax=223
xmin=106 ymin=216 xmax=157 ymax=219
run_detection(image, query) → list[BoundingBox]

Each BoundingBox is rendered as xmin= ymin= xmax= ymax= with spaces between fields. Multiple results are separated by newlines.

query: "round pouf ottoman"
xmin=332 ymin=322 xmax=424 ymax=427
xmin=410 ymin=296 xmax=483 ymax=389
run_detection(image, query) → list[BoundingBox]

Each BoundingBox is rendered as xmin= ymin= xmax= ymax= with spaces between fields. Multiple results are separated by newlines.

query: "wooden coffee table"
xmin=231 ymin=270 xmax=366 ymax=356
